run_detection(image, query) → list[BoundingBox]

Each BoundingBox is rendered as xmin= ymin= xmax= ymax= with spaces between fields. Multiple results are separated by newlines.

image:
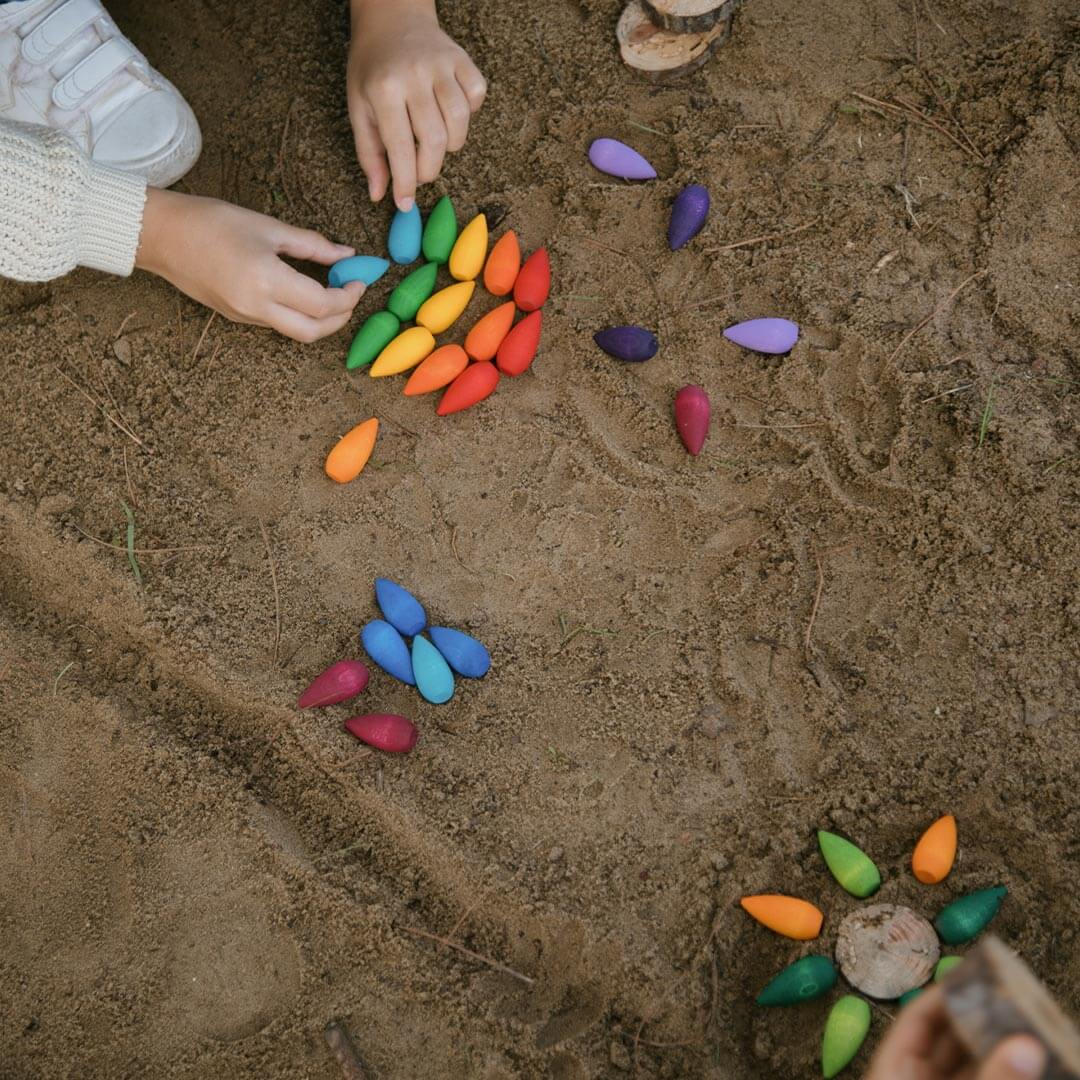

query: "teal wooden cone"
xmin=818 ymin=831 xmax=882 ymax=898
xmin=822 ymin=995 xmax=871 ymax=1078
xmin=898 ymin=986 xmax=924 ymax=1006
xmin=756 ymin=955 xmax=837 ymax=1006
xmin=935 ymin=886 xmax=1007 ymax=945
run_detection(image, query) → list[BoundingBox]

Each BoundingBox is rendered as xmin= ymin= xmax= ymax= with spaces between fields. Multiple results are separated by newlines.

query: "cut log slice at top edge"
xmin=642 ymin=0 xmax=736 ymax=33
xmin=618 ymin=1 xmax=732 ymax=83
xmin=942 ymin=936 xmax=1080 ymax=1080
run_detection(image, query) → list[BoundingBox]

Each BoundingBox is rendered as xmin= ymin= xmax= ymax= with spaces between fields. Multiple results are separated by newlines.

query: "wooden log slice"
xmin=835 ymin=904 xmax=940 ymax=1000
xmin=942 ymin=936 xmax=1080 ymax=1079
xmin=617 ymin=1 xmax=733 ymax=83
xmin=642 ymin=0 xmax=735 ymax=33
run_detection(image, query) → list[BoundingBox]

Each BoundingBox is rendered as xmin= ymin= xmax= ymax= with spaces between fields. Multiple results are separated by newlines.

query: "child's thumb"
xmin=977 ymin=1036 xmax=1047 ymax=1080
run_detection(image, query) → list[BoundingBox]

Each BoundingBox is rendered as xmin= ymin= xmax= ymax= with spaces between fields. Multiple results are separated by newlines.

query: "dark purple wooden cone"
xmin=668 ymin=184 xmax=710 ymax=250
xmin=594 ymin=326 xmax=659 ymax=362
xmin=674 ymin=384 xmax=710 ymax=455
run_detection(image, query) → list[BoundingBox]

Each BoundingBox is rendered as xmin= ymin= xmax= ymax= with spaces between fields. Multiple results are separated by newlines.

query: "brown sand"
xmin=1 ymin=1 xmax=1078 ymax=1077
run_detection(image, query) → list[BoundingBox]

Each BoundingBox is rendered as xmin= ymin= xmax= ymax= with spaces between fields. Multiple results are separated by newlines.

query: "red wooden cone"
xmin=674 ymin=384 xmax=710 ymax=455
xmin=344 ymin=713 xmax=418 ymax=753
xmin=437 ymin=362 xmax=500 ymax=416
xmin=513 ymin=248 xmax=550 ymax=311
xmin=496 ymin=310 xmax=542 ymax=376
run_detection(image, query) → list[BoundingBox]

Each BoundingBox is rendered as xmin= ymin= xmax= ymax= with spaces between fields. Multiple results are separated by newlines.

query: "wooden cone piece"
xmin=617 ymin=0 xmax=733 ymax=83
xmin=642 ymin=0 xmax=734 ymax=33
xmin=942 ymin=936 xmax=1080 ymax=1079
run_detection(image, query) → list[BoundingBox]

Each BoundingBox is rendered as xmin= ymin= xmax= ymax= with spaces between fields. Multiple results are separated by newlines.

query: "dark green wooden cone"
xmin=934 ymin=886 xmax=1007 ymax=945
xmin=822 ymin=995 xmax=870 ymax=1078
xmin=898 ymin=987 xmax=924 ymax=1006
xmin=756 ymin=955 xmax=837 ymax=1006
xmin=422 ymin=196 xmax=457 ymax=264
xmin=346 ymin=310 xmax=400 ymax=370
xmin=387 ymin=262 xmax=439 ymax=322
xmin=818 ymin=831 xmax=881 ymax=898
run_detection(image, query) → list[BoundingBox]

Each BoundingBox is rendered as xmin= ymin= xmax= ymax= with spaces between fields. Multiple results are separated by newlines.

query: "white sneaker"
xmin=0 ymin=0 xmax=201 ymax=187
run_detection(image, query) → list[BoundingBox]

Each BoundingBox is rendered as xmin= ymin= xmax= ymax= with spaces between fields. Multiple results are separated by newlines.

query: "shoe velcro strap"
xmin=21 ymin=0 xmax=105 ymax=65
xmin=52 ymin=36 xmax=137 ymax=111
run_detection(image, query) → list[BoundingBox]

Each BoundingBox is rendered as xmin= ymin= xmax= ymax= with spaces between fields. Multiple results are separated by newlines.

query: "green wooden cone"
xmin=934 ymin=955 xmax=963 ymax=982
xmin=387 ymin=262 xmax=439 ymax=322
xmin=818 ymin=831 xmax=881 ymax=898
xmin=422 ymin=196 xmax=457 ymax=264
xmin=934 ymin=886 xmax=1007 ymax=945
xmin=898 ymin=986 xmax=924 ymax=1006
xmin=822 ymin=995 xmax=871 ymax=1078
xmin=756 ymin=955 xmax=837 ymax=1006
xmin=346 ymin=310 xmax=400 ymax=370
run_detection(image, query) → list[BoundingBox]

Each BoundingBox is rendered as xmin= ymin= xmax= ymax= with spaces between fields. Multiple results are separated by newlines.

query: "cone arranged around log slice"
xmin=822 ymin=995 xmax=871 ymax=1079
xmin=941 ymin=935 xmax=1080 ymax=1080
xmin=618 ymin=0 xmax=733 ymax=83
xmin=643 ymin=0 xmax=734 ymax=33
xmin=935 ymin=886 xmax=1007 ymax=945
xmin=740 ymin=895 xmax=823 ymax=941
xmin=835 ymin=904 xmax=939 ymax=1000
xmin=818 ymin=830 xmax=881 ymax=898
xmin=756 ymin=955 xmax=837 ymax=1006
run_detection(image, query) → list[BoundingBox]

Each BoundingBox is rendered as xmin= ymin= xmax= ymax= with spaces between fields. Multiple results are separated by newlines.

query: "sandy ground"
xmin=1 ymin=0 xmax=1078 ymax=1077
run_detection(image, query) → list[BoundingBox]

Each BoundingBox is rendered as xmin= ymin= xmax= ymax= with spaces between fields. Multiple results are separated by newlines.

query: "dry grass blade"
xmin=851 ymin=92 xmax=981 ymax=161
xmin=257 ymin=518 xmax=283 ymax=667
xmin=400 ymin=926 xmax=535 ymax=986
xmin=53 ymin=364 xmax=152 ymax=453
xmin=706 ymin=218 xmax=818 ymax=254
xmin=887 ymin=269 xmax=986 ymax=364
xmin=191 ymin=310 xmax=218 ymax=364
xmin=70 ymin=523 xmax=216 ymax=556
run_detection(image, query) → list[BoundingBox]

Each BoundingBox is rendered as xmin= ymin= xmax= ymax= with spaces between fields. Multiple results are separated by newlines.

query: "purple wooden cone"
xmin=668 ymin=184 xmax=710 ymax=250
xmin=674 ymin=385 xmax=710 ymax=455
xmin=588 ymin=138 xmax=657 ymax=180
xmin=723 ymin=318 xmax=799 ymax=355
xmin=298 ymin=659 xmax=369 ymax=708
xmin=594 ymin=326 xmax=659 ymax=362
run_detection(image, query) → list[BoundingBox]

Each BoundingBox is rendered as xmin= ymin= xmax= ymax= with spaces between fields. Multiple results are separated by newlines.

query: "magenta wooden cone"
xmin=674 ymin=385 xmax=710 ymax=455
xmin=344 ymin=713 xmax=418 ymax=753
xmin=297 ymin=660 xmax=369 ymax=708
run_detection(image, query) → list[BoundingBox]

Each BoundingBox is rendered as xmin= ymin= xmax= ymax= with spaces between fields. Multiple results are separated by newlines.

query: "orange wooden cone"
xmin=514 ymin=247 xmax=550 ymax=311
xmin=464 ymin=301 xmax=516 ymax=361
xmin=437 ymin=362 xmax=499 ymax=416
xmin=740 ymin=895 xmax=824 ymax=940
xmin=403 ymin=344 xmax=469 ymax=396
xmin=912 ymin=814 xmax=957 ymax=884
xmin=483 ymin=230 xmax=521 ymax=296
xmin=496 ymin=310 xmax=542 ymax=376
xmin=325 ymin=417 xmax=379 ymax=483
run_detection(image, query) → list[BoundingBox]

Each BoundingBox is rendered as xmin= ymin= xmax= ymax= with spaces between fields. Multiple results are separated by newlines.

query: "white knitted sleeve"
xmin=0 ymin=119 xmax=147 ymax=282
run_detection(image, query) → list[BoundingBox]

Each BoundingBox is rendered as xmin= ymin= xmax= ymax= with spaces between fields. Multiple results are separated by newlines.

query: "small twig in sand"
xmin=626 ymin=119 xmax=667 ymax=137
xmin=120 ymin=500 xmax=142 ymax=587
xmin=322 ymin=1022 xmax=368 ymax=1080
xmin=53 ymin=365 xmax=152 ymax=453
xmin=851 ymin=92 xmax=980 ymax=161
xmin=400 ymin=926 xmax=535 ymax=986
xmin=920 ymin=383 xmax=973 ymax=404
xmin=70 ymin=523 xmax=215 ymax=556
xmin=114 ymin=311 xmax=138 ymax=339
xmin=894 ymin=183 xmax=921 ymax=227
xmin=122 ymin=445 xmax=138 ymax=508
xmin=805 ymin=544 xmax=854 ymax=651
xmin=257 ymin=518 xmax=283 ymax=667
xmin=450 ymin=526 xmax=475 ymax=574
xmin=557 ymin=612 xmax=618 ymax=651
xmin=706 ymin=218 xmax=818 ymax=254
xmin=190 ymin=310 xmax=218 ymax=364
xmin=53 ymin=661 xmax=74 ymax=697
xmin=887 ymin=269 xmax=986 ymax=364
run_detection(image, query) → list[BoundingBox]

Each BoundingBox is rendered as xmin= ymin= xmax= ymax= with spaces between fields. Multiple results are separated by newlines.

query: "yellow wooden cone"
xmin=370 ymin=326 xmax=435 ymax=378
xmin=416 ymin=281 xmax=476 ymax=334
xmin=449 ymin=213 xmax=488 ymax=282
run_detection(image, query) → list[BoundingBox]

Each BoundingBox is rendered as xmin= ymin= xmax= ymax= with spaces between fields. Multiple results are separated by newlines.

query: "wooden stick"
xmin=942 ymin=936 xmax=1080 ymax=1078
xmin=400 ymin=926 xmax=535 ymax=986
xmin=257 ymin=518 xmax=283 ymax=667
xmin=887 ymin=269 xmax=986 ymax=364
xmin=706 ymin=218 xmax=818 ymax=254
xmin=322 ymin=1022 xmax=368 ymax=1080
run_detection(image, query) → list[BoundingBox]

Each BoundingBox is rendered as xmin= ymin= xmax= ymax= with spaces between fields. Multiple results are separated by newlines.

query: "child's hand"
xmin=135 ymin=189 xmax=364 ymax=343
xmin=348 ymin=0 xmax=486 ymax=211
xmin=865 ymin=985 xmax=1046 ymax=1080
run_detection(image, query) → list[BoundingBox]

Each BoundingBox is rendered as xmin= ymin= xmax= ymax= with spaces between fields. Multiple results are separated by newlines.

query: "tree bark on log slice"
xmin=618 ymin=1 xmax=733 ymax=83
xmin=642 ymin=0 xmax=734 ymax=33
xmin=942 ymin=936 xmax=1080 ymax=1079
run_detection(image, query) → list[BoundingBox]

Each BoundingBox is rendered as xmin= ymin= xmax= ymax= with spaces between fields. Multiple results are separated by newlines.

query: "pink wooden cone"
xmin=674 ymin=385 xmax=710 ymax=455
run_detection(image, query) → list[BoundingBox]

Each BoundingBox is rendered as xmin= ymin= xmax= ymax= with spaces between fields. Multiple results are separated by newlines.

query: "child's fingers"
xmin=434 ymin=77 xmax=471 ymax=153
xmin=277 ymin=270 xmax=365 ymax=322
xmin=350 ymin=104 xmax=390 ymax=202
xmin=275 ymin=225 xmax=354 ymax=267
xmin=373 ymin=96 xmax=418 ymax=211
xmin=268 ymin=302 xmax=357 ymax=344
xmin=455 ymin=58 xmax=487 ymax=111
xmin=408 ymin=90 xmax=448 ymax=185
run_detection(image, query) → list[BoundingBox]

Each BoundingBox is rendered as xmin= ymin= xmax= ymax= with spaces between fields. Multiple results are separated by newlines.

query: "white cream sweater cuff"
xmin=0 ymin=119 xmax=147 ymax=283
